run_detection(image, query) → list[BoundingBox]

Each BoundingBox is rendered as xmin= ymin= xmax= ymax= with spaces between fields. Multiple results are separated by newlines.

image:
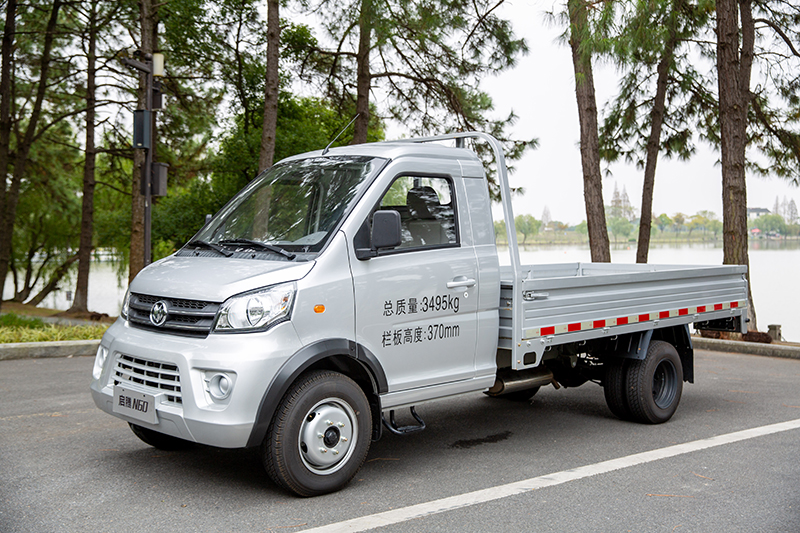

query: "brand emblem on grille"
xmin=150 ymin=300 xmax=169 ymax=326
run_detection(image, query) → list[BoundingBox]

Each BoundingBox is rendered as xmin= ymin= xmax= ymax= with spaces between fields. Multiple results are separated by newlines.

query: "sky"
xmin=389 ymin=0 xmax=800 ymax=225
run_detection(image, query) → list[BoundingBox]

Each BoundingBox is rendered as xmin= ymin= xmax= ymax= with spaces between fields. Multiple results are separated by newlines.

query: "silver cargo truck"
xmin=90 ymin=132 xmax=748 ymax=496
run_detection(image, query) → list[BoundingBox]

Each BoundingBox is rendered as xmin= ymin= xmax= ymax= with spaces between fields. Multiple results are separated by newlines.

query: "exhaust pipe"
xmin=486 ymin=367 xmax=555 ymax=396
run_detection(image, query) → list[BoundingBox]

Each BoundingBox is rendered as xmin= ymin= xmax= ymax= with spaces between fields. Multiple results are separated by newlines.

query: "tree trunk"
xmin=568 ymin=0 xmax=610 ymax=262
xmin=0 ymin=0 xmax=16 ymax=313
xmin=70 ymin=0 xmax=98 ymax=313
xmin=258 ymin=0 xmax=279 ymax=172
xmin=0 ymin=0 xmax=62 ymax=309
xmin=717 ymin=0 xmax=757 ymax=331
xmin=129 ymin=0 xmax=156 ymax=283
xmin=351 ymin=0 xmax=372 ymax=145
xmin=636 ymin=36 xmax=677 ymax=263
xmin=26 ymin=254 xmax=79 ymax=307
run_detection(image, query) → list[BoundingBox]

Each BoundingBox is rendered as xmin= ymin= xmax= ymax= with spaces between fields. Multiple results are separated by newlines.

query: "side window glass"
xmin=379 ymin=176 xmax=457 ymax=249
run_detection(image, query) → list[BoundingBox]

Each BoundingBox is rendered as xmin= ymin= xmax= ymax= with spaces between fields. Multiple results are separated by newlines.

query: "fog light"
xmin=206 ymin=373 xmax=232 ymax=400
xmin=92 ymin=346 xmax=108 ymax=380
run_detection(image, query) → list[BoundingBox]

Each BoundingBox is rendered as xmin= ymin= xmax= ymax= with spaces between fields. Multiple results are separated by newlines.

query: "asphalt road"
xmin=1 ymin=349 xmax=799 ymax=532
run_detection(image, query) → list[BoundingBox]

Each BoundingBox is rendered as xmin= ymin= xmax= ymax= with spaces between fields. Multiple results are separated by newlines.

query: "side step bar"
xmin=382 ymin=407 xmax=426 ymax=435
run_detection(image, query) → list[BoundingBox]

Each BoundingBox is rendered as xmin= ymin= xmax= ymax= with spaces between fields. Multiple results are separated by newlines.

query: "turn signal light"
xmin=314 ymin=305 xmax=325 ymax=314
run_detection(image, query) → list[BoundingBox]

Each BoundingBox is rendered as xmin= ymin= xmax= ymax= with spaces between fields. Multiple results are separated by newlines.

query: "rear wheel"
xmin=129 ymin=423 xmax=193 ymax=450
xmin=262 ymin=371 xmax=372 ymax=497
xmin=625 ymin=341 xmax=683 ymax=424
xmin=603 ymin=359 xmax=631 ymax=420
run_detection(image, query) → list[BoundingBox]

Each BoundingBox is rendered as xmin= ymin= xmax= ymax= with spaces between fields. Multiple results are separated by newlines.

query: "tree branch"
xmin=753 ymin=17 xmax=800 ymax=58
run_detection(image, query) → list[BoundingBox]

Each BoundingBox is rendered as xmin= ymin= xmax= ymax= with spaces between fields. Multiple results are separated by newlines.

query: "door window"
xmin=379 ymin=176 xmax=458 ymax=249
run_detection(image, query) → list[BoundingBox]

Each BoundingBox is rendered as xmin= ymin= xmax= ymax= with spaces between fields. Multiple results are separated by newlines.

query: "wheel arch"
xmin=608 ymin=324 xmax=694 ymax=383
xmin=246 ymin=339 xmax=387 ymax=448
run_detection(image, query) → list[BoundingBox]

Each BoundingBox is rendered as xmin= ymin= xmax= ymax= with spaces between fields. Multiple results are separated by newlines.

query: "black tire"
xmin=129 ymin=423 xmax=193 ymax=451
xmin=484 ymin=387 xmax=540 ymax=401
xmin=603 ymin=358 xmax=631 ymax=420
xmin=624 ymin=340 xmax=683 ymax=424
xmin=262 ymin=371 xmax=372 ymax=497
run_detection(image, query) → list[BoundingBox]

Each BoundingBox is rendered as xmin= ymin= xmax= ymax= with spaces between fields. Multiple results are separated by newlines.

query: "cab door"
xmin=350 ymin=167 xmax=478 ymax=392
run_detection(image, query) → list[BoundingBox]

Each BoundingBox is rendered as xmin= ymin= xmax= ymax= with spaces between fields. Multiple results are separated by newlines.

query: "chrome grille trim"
xmin=128 ymin=292 xmax=220 ymax=336
xmin=112 ymin=354 xmax=183 ymax=405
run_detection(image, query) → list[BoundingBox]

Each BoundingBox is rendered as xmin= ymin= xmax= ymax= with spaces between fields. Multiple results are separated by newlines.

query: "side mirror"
xmin=356 ymin=210 xmax=401 ymax=260
xmin=372 ymin=210 xmax=401 ymax=250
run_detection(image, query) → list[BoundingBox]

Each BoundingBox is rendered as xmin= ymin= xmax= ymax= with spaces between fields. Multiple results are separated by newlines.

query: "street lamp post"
xmin=122 ymin=51 xmax=166 ymax=265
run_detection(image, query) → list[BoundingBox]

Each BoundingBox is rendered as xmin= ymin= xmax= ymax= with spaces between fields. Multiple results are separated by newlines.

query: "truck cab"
xmin=91 ymin=139 xmax=500 ymax=496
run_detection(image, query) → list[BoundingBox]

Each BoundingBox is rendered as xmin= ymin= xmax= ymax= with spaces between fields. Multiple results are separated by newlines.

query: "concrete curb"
xmin=0 ymin=339 xmax=100 ymax=361
xmin=692 ymin=337 xmax=800 ymax=360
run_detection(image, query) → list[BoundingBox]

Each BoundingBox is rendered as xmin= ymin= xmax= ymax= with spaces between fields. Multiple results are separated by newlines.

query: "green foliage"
xmin=655 ymin=213 xmax=673 ymax=233
xmin=493 ymin=220 xmax=507 ymax=242
xmin=514 ymin=214 xmax=541 ymax=243
xmin=295 ymin=0 xmax=536 ymax=198
xmin=607 ymin=216 xmax=633 ymax=242
xmin=0 ymin=321 xmax=108 ymax=343
xmin=752 ymin=214 xmax=787 ymax=234
xmin=0 ymin=313 xmax=45 ymax=329
xmin=8 ymin=122 xmax=82 ymax=302
xmin=743 ymin=2 xmax=800 ymax=184
xmin=599 ymin=0 xmax=715 ymax=168
xmin=0 ymin=312 xmax=108 ymax=344
xmin=151 ymin=93 xmax=384 ymax=252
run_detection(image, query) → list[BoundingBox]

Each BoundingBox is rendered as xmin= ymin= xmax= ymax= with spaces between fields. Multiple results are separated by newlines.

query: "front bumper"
xmin=90 ymin=318 xmax=303 ymax=448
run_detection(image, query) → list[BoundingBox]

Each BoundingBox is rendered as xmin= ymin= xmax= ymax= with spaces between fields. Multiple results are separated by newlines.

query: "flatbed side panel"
xmin=498 ymin=263 xmax=747 ymax=369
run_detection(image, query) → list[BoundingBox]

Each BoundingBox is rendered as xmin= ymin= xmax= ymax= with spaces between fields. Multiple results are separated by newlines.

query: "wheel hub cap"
xmin=299 ymin=400 xmax=356 ymax=473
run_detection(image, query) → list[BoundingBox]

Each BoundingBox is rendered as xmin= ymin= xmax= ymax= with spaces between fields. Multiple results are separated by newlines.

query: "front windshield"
xmin=194 ymin=156 xmax=385 ymax=254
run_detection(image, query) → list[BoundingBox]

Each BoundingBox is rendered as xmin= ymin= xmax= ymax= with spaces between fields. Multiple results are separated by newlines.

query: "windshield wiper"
xmin=219 ymin=239 xmax=296 ymax=260
xmin=186 ymin=240 xmax=234 ymax=257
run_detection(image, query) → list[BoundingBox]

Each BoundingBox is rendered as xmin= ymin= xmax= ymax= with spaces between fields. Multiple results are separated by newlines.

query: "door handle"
xmin=447 ymin=276 xmax=476 ymax=289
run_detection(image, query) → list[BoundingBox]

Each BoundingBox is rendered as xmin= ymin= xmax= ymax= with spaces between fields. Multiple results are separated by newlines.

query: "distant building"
xmin=747 ymin=207 xmax=770 ymax=219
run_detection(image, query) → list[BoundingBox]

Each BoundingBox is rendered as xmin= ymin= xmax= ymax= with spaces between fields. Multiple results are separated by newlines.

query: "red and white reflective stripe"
xmin=528 ymin=300 xmax=746 ymax=339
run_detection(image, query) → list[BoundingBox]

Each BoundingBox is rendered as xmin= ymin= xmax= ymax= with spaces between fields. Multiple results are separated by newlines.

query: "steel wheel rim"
xmin=298 ymin=397 xmax=358 ymax=475
xmin=652 ymin=360 xmax=678 ymax=409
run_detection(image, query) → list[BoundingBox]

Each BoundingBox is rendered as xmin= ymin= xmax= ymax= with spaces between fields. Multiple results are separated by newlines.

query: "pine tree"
xmin=787 ymin=199 xmax=798 ymax=224
xmin=258 ymin=0 xmax=279 ymax=172
xmin=566 ymin=0 xmax=611 ymax=262
xmin=292 ymin=0 xmax=534 ymax=191
xmin=0 ymin=0 xmax=65 ymax=313
xmin=599 ymin=0 xmax=714 ymax=263
xmin=541 ymin=206 xmax=552 ymax=228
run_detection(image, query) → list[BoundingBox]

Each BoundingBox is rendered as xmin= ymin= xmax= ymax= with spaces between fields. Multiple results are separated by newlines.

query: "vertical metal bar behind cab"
xmin=385 ymin=132 xmax=525 ymax=368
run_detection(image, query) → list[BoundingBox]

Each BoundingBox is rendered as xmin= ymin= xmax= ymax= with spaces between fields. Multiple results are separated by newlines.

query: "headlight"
xmin=120 ymin=289 xmax=131 ymax=319
xmin=214 ymin=282 xmax=295 ymax=332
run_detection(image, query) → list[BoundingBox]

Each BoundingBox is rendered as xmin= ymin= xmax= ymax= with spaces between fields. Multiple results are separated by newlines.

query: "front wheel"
xmin=262 ymin=371 xmax=372 ymax=497
xmin=625 ymin=340 xmax=683 ymax=424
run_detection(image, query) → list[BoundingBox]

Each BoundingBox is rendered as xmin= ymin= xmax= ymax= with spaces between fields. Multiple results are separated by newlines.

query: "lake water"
xmin=3 ymin=261 xmax=128 ymax=318
xmin=4 ymin=241 xmax=798 ymax=341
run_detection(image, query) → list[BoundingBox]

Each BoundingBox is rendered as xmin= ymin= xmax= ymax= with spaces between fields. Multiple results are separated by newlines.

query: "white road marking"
xmin=303 ymin=418 xmax=800 ymax=532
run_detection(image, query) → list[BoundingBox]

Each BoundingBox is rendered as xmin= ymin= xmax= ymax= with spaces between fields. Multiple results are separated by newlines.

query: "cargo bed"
xmin=499 ymin=262 xmax=748 ymax=369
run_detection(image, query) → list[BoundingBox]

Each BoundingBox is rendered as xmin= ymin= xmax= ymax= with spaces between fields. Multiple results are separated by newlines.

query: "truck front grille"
xmin=128 ymin=292 xmax=220 ymax=336
xmin=112 ymin=354 xmax=183 ymax=405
